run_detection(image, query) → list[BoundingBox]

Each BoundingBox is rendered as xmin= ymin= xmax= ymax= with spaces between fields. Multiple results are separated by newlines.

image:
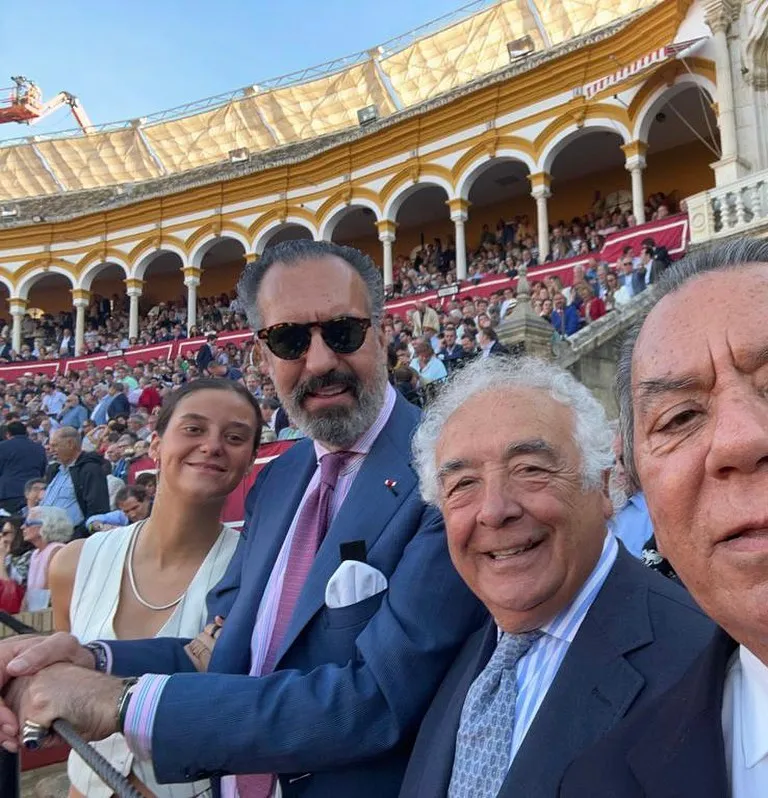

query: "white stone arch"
xmin=318 ymin=199 xmax=383 ymax=242
xmin=130 ymin=244 xmax=187 ymax=281
xmin=189 ymin=231 xmax=250 ymax=269
xmin=16 ymin=266 xmax=76 ymax=302
xmin=455 ymin=151 xmax=538 ymax=201
xmin=253 ymin=219 xmax=318 ymax=256
xmin=383 ymin=175 xmax=454 ymax=222
xmin=539 ymin=118 xmax=632 ymax=175
xmin=75 ymin=257 xmax=130 ymax=291
xmin=382 ymin=175 xmax=454 ymax=222
xmin=383 ymin=176 xmax=454 ymax=221
xmin=632 ymin=73 xmax=717 ymax=144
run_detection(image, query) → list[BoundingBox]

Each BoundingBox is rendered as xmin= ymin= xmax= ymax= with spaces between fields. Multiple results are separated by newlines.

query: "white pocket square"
xmin=324 ymin=560 xmax=388 ymax=609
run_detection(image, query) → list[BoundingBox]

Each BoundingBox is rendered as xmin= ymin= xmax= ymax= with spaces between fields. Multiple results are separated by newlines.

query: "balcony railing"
xmin=688 ymin=170 xmax=768 ymax=244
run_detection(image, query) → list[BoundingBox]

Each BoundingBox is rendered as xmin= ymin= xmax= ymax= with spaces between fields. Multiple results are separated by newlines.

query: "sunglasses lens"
xmin=268 ymin=325 xmax=311 ymax=360
xmin=322 ymin=318 xmax=367 ymax=354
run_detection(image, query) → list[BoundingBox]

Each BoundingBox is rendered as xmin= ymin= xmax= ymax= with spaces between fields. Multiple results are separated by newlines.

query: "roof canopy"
xmin=0 ymin=0 xmax=658 ymax=200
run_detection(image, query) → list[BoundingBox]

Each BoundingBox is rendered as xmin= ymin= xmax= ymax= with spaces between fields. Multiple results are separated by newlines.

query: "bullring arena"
xmin=1 ymin=0 xmax=758 ymax=370
xmin=2 ymin=0 xmax=768 ymax=794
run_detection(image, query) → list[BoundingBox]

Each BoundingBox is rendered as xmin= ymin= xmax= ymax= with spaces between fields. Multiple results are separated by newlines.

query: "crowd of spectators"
xmin=0 ymin=332 xmax=297 ymax=612
xmin=390 ymin=191 xmax=676 ymax=298
xmin=0 ymin=190 xmax=678 ymax=368
xmin=0 ymin=290 xmax=250 ymax=364
xmin=382 ymin=231 xmax=670 ymax=405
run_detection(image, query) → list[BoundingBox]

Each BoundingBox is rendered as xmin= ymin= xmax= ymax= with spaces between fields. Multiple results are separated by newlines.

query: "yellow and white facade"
xmin=0 ymin=0 xmax=759 ymax=354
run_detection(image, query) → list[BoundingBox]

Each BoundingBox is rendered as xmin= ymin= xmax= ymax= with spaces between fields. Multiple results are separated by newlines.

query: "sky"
xmin=0 ymin=0 xmax=488 ymax=141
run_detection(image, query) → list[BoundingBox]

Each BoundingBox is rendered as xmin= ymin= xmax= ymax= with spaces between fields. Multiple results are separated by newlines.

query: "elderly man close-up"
xmin=399 ymin=357 xmax=714 ymax=798
xmin=560 ymin=238 xmax=768 ymax=797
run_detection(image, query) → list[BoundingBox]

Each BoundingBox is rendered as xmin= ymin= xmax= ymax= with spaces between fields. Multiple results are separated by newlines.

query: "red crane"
xmin=0 ymin=76 xmax=92 ymax=132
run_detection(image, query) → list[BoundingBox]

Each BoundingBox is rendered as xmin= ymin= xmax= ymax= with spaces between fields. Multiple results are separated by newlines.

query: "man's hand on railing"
xmin=1 ymin=663 xmax=123 ymax=753
xmin=0 ymin=632 xmax=96 ymax=751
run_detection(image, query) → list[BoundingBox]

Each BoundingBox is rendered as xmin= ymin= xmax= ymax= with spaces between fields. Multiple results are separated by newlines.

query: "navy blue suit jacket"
xmin=0 ymin=435 xmax=47 ymax=502
xmin=107 ymin=395 xmax=485 ymax=797
xmin=559 ymin=628 xmax=736 ymax=798
xmin=398 ymin=548 xmax=715 ymax=798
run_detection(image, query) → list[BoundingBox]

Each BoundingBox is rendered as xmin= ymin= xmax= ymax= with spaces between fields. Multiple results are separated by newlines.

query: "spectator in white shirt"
xmin=40 ymin=382 xmax=67 ymax=418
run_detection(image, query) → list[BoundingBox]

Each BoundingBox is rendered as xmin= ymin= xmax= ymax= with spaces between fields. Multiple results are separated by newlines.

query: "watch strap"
xmin=117 ymin=677 xmax=140 ymax=734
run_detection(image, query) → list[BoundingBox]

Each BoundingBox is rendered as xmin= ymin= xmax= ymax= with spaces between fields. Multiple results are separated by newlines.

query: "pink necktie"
xmin=237 ymin=451 xmax=351 ymax=798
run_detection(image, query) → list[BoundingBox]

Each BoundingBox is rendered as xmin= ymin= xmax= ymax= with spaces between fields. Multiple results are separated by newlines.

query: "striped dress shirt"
xmin=121 ymin=383 xmax=398 ymax=793
xmin=505 ymin=532 xmax=618 ymax=765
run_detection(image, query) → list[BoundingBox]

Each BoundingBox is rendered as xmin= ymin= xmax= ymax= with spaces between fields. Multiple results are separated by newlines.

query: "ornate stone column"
xmin=72 ymin=289 xmax=91 ymax=356
xmin=125 ymin=278 xmax=144 ymax=341
xmin=9 ymin=298 xmax=27 ymax=354
xmin=706 ymin=0 xmax=746 ymax=184
xmin=376 ymin=220 xmax=397 ymax=287
xmin=448 ymin=199 xmax=470 ymax=280
xmin=528 ymin=172 xmax=552 ymax=262
xmin=183 ymin=266 xmax=202 ymax=332
xmin=622 ymin=141 xmax=648 ymax=224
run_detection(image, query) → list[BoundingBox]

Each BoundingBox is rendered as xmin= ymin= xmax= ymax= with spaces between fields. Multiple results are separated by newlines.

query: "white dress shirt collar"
xmin=738 ymin=646 xmax=768 ymax=768
xmin=496 ymin=532 xmax=618 ymax=644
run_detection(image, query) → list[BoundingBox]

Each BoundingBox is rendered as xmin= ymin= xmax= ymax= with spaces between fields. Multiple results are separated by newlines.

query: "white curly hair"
xmin=412 ymin=356 xmax=615 ymax=506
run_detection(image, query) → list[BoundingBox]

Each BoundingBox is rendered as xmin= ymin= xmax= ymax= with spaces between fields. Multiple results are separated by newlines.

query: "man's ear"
xmin=600 ymin=470 xmax=614 ymax=520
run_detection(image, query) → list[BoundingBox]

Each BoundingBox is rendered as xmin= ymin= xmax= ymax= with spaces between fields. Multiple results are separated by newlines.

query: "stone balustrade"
xmin=688 ymin=170 xmax=768 ymax=244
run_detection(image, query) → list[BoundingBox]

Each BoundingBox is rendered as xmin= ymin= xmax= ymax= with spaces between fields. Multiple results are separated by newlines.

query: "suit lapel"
xmin=501 ymin=550 xmax=650 ymax=796
xmin=274 ymin=401 xmax=416 ymax=664
xmin=209 ymin=443 xmax=316 ymax=674
xmin=418 ymin=622 xmax=498 ymax=798
xmin=626 ymin=629 xmax=735 ymax=798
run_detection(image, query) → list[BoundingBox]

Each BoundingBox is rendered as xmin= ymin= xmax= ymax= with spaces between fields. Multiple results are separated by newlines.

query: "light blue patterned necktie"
xmin=448 ymin=629 xmax=543 ymax=798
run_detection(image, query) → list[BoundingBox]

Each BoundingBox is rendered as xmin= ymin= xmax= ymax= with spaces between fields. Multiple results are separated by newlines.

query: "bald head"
xmin=50 ymin=426 xmax=81 ymax=465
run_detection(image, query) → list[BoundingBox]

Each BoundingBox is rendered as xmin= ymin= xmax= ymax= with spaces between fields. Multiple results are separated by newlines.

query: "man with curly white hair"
xmin=399 ymin=356 xmax=715 ymax=798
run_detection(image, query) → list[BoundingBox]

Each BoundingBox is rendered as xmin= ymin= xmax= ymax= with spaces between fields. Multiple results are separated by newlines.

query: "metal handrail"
xmin=0 ymin=613 xmax=142 ymax=798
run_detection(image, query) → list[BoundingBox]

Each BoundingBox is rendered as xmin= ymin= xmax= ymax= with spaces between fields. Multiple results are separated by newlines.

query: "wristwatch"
xmin=117 ymin=677 xmax=140 ymax=734
xmin=84 ymin=641 xmax=110 ymax=673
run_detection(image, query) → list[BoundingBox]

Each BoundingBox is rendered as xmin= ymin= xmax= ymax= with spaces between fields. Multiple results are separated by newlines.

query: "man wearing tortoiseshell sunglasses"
xmin=0 ymin=239 xmax=485 ymax=798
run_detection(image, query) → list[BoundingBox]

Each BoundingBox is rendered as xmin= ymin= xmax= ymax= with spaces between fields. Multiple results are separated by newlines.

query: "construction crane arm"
xmin=29 ymin=91 xmax=93 ymax=132
xmin=0 ymin=78 xmax=93 ymax=133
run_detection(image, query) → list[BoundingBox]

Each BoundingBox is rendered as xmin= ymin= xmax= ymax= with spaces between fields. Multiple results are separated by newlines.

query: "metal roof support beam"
xmin=243 ymin=87 xmax=281 ymax=146
xmin=368 ymin=48 xmax=404 ymax=112
xmin=132 ymin=120 xmax=167 ymax=176
xmin=527 ymin=1 xmax=552 ymax=49
xmin=28 ymin=138 xmax=66 ymax=191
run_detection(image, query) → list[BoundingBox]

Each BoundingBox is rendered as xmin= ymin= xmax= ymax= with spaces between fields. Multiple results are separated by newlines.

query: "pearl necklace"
xmin=126 ymin=520 xmax=186 ymax=612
